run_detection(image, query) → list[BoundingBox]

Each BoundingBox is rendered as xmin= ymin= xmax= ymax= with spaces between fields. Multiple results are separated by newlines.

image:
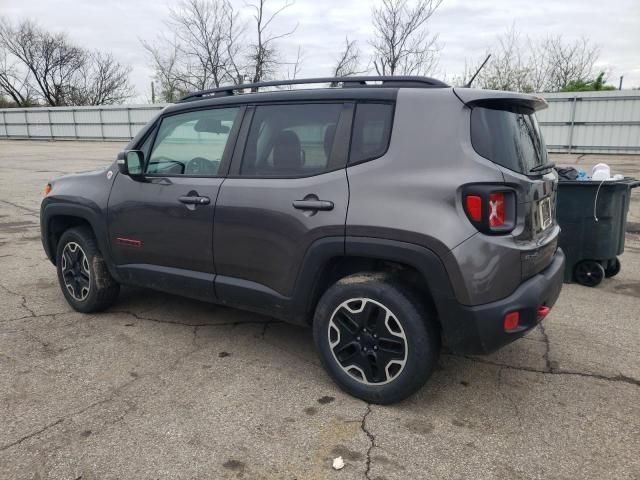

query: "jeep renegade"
xmin=41 ymin=76 xmax=564 ymax=404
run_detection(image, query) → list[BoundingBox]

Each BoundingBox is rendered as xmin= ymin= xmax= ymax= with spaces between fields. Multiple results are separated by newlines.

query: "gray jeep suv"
xmin=40 ymin=77 xmax=564 ymax=404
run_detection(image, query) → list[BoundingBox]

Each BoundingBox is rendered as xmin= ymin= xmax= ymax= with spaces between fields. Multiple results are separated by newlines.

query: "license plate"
xmin=538 ymin=197 xmax=553 ymax=231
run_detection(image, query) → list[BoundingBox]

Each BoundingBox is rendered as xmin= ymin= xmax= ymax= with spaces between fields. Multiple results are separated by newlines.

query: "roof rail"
xmin=178 ymin=76 xmax=449 ymax=102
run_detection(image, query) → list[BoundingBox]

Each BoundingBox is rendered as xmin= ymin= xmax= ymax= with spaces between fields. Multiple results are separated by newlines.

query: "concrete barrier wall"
xmin=1 ymin=91 xmax=639 ymax=154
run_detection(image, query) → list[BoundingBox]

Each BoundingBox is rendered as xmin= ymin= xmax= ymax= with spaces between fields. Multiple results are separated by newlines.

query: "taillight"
xmin=488 ymin=192 xmax=505 ymax=228
xmin=463 ymin=185 xmax=515 ymax=234
xmin=465 ymin=195 xmax=482 ymax=222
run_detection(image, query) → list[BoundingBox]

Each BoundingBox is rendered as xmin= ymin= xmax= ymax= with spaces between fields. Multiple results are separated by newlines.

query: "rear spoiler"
xmin=453 ymin=88 xmax=548 ymax=113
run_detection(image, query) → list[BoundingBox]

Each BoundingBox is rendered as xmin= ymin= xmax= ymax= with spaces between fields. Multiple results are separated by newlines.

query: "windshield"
xmin=471 ymin=106 xmax=547 ymax=174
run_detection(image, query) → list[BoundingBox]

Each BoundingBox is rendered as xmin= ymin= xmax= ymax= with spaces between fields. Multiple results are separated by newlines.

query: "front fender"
xmin=40 ymin=198 xmax=117 ymax=280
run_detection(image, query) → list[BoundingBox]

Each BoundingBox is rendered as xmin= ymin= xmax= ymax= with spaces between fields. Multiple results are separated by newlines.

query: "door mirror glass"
xmin=125 ymin=150 xmax=144 ymax=176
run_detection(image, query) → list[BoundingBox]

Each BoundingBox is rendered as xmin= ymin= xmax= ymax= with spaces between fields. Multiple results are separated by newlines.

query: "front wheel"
xmin=313 ymin=273 xmax=439 ymax=404
xmin=56 ymin=227 xmax=120 ymax=312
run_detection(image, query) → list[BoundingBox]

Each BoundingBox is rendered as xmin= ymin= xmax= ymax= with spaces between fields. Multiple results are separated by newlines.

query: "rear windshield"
xmin=471 ymin=106 xmax=547 ymax=174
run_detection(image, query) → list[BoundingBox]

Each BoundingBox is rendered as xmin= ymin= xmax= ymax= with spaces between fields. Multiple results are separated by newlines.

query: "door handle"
xmin=179 ymin=195 xmax=210 ymax=205
xmin=293 ymin=199 xmax=334 ymax=211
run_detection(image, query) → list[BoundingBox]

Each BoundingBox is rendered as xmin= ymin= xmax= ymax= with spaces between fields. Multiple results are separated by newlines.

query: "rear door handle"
xmin=179 ymin=195 xmax=210 ymax=205
xmin=293 ymin=199 xmax=334 ymax=211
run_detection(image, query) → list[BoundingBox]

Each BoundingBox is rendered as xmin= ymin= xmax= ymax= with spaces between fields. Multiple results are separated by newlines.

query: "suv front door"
xmin=213 ymin=103 xmax=352 ymax=318
xmin=108 ymin=106 xmax=242 ymax=301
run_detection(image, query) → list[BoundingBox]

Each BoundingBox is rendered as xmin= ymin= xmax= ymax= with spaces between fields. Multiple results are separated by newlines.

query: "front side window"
xmin=240 ymin=103 xmax=343 ymax=177
xmin=146 ymin=107 xmax=240 ymax=176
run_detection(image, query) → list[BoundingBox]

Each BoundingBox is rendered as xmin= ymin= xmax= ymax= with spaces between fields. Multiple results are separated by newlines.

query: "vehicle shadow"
xmin=110 ymin=285 xmax=541 ymax=410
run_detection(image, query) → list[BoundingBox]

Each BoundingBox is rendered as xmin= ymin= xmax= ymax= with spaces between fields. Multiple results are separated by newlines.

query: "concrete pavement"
xmin=0 ymin=140 xmax=639 ymax=479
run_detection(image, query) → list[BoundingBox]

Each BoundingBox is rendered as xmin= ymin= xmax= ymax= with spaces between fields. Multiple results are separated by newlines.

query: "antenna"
xmin=464 ymin=54 xmax=491 ymax=88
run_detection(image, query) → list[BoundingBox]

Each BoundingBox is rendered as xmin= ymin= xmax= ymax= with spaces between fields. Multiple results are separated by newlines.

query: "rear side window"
xmin=471 ymin=106 xmax=547 ymax=174
xmin=240 ymin=104 xmax=343 ymax=177
xmin=349 ymin=103 xmax=394 ymax=164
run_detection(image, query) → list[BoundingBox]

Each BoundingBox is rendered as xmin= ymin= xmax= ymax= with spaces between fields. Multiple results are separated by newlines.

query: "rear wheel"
xmin=604 ymin=258 xmax=621 ymax=278
xmin=574 ymin=260 xmax=605 ymax=287
xmin=56 ymin=227 xmax=120 ymax=312
xmin=313 ymin=273 xmax=439 ymax=404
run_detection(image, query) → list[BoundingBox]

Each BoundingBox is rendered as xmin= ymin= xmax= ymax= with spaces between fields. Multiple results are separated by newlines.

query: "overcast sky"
xmin=2 ymin=0 xmax=639 ymax=101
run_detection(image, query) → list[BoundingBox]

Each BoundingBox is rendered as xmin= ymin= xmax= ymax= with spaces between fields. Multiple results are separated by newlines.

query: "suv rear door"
xmin=213 ymin=102 xmax=352 ymax=316
xmin=107 ymin=106 xmax=242 ymax=301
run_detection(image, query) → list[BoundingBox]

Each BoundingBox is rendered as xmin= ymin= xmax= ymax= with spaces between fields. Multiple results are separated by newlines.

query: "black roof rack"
xmin=178 ymin=76 xmax=448 ymax=102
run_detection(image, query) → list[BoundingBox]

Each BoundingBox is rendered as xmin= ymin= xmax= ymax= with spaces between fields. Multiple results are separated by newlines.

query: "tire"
xmin=56 ymin=226 xmax=120 ymax=312
xmin=313 ymin=273 xmax=439 ymax=405
xmin=604 ymin=258 xmax=621 ymax=278
xmin=573 ymin=260 xmax=605 ymax=287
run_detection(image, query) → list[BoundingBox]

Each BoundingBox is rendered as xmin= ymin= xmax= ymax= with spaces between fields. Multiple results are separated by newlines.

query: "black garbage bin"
xmin=556 ymin=178 xmax=640 ymax=286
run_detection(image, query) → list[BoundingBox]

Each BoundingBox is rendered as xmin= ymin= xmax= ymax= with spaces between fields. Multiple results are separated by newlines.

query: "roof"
xmin=164 ymin=86 xmax=404 ymax=115
xmin=178 ymin=76 xmax=448 ymax=103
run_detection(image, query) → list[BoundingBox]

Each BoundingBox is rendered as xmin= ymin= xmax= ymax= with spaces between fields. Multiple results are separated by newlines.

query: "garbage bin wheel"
xmin=604 ymin=258 xmax=621 ymax=278
xmin=574 ymin=260 xmax=605 ymax=287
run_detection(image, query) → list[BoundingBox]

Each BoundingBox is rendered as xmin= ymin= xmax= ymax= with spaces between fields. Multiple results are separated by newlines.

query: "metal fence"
xmin=0 ymin=104 xmax=165 ymax=141
xmin=536 ymin=90 xmax=640 ymax=154
xmin=1 ymin=91 xmax=639 ymax=154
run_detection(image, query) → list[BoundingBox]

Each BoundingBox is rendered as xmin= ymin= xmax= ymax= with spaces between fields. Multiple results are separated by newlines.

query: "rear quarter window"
xmin=471 ymin=106 xmax=547 ymax=174
xmin=349 ymin=103 xmax=394 ymax=164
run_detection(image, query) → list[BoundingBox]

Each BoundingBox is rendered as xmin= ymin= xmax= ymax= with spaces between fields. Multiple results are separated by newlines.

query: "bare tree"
xmin=370 ymin=0 xmax=442 ymax=76
xmin=475 ymin=26 xmax=533 ymax=92
xmin=0 ymin=19 xmax=84 ymax=106
xmin=0 ymin=47 xmax=35 ymax=106
xmin=333 ymin=37 xmax=364 ymax=77
xmin=142 ymin=38 xmax=185 ymax=102
xmin=68 ymin=52 xmax=133 ymax=105
xmin=283 ymin=46 xmax=303 ymax=87
xmin=141 ymin=0 xmax=300 ymax=99
xmin=0 ymin=18 xmax=132 ymax=106
xmin=543 ymin=36 xmax=599 ymax=91
xmin=245 ymin=0 xmax=297 ymax=88
xmin=141 ymin=0 xmax=247 ymax=101
xmin=468 ymin=29 xmax=601 ymax=93
xmin=168 ymin=0 xmax=239 ymax=89
xmin=224 ymin=1 xmax=247 ymax=84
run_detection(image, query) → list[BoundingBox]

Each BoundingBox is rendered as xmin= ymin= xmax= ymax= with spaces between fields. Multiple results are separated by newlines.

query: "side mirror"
xmin=117 ymin=150 xmax=144 ymax=177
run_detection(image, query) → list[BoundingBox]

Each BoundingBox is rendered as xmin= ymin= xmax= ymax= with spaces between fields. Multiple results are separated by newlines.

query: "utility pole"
xmin=619 ymin=76 xmax=624 ymax=90
xmin=151 ymin=82 xmax=156 ymax=103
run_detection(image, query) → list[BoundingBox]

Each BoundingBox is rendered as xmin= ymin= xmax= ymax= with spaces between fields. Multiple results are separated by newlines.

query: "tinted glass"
xmin=138 ymin=130 xmax=155 ymax=160
xmin=147 ymin=107 xmax=239 ymax=176
xmin=349 ymin=103 xmax=394 ymax=164
xmin=471 ymin=106 xmax=547 ymax=174
xmin=240 ymin=104 xmax=343 ymax=177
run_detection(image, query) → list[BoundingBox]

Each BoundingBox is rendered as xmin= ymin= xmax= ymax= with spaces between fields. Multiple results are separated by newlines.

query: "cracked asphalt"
xmin=1 ymin=140 xmax=639 ymax=479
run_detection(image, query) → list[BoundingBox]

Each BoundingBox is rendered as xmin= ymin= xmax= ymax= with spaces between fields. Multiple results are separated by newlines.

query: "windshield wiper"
xmin=529 ymin=162 xmax=555 ymax=173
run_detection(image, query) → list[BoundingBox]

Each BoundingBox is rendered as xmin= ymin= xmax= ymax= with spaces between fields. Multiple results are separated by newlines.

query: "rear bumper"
xmin=443 ymin=248 xmax=565 ymax=354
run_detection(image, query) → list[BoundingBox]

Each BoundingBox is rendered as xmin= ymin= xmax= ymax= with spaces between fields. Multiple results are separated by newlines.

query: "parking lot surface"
xmin=1 ymin=140 xmax=639 ymax=479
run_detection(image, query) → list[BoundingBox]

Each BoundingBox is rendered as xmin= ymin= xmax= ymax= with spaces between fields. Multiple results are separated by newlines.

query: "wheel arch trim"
xmin=40 ymin=202 xmax=117 ymax=279
xmin=292 ymin=236 xmax=458 ymax=325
